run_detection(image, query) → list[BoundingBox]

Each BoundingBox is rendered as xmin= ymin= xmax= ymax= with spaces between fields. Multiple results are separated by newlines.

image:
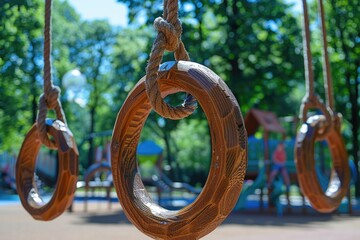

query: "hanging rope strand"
xmin=299 ymin=0 xmax=333 ymax=133
xmin=37 ymin=0 xmax=66 ymax=149
xmin=167 ymin=0 xmax=190 ymax=61
xmin=145 ymin=0 xmax=196 ymax=120
xmin=43 ymin=0 xmax=53 ymax=96
xmin=165 ymin=0 xmax=194 ymax=107
xmin=295 ymin=0 xmax=350 ymax=214
xmin=302 ymin=0 xmax=315 ymax=98
xmin=318 ymin=0 xmax=335 ymax=110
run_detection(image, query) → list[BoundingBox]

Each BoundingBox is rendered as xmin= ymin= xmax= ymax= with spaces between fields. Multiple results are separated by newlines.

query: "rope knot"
xmin=44 ymin=86 xmax=61 ymax=109
xmin=154 ymin=17 xmax=182 ymax=52
xmin=144 ymin=0 xmax=196 ymax=120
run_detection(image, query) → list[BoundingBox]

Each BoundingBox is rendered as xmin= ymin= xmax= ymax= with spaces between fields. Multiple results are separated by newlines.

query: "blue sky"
xmin=67 ymin=0 xmax=128 ymax=27
xmin=66 ymin=0 xmax=301 ymax=27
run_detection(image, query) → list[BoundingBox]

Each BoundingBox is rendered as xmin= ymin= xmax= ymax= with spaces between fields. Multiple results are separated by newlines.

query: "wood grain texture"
xmin=295 ymin=115 xmax=350 ymax=213
xmin=16 ymin=119 xmax=78 ymax=220
xmin=111 ymin=61 xmax=247 ymax=239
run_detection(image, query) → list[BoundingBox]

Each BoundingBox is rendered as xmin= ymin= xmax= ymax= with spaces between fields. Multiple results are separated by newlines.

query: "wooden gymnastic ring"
xmin=111 ymin=61 xmax=247 ymax=239
xmin=16 ymin=119 xmax=78 ymax=220
xmin=295 ymin=115 xmax=350 ymax=213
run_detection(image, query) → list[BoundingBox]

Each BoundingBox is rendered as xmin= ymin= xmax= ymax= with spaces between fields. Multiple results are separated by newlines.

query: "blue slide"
xmin=234 ymin=166 xmax=266 ymax=210
xmin=269 ymin=178 xmax=285 ymax=216
xmin=234 ymin=165 xmax=284 ymax=215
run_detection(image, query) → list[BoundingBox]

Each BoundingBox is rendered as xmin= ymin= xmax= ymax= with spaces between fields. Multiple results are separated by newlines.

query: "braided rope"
xmin=318 ymin=0 xmax=335 ymax=111
xmin=298 ymin=0 xmax=335 ymax=139
xmin=301 ymin=0 xmax=315 ymax=100
xmin=145 ymin=0 xmax=197 ymax=120
xmin=36 ymin=0 xmax=66 ymax=149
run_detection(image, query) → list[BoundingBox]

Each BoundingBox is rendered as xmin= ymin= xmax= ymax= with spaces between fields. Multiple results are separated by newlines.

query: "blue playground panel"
xmin=0 ymin=193 xmax=20 ymax=205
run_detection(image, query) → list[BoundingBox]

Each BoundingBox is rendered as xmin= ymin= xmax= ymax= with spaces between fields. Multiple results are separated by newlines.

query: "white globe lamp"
xmin=62 ymin=69 xmax=86 ymax=91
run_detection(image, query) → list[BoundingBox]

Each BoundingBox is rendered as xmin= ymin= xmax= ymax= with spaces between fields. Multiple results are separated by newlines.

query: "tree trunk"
xmin=31 ymin=87 xmax=37 ymax=124
xmin=353 ymin=63 xmax=360 ymax=196
xmin=87 ymin=106 xmax=96 ymax=168
xmin=347 ymin=69 xmax=360 ymax=196
xmin=30 ymin=40 xmax=39 ymax=124
xmin=86 ymin=50 xmax=103 ymax=168
xmin=162 ymin=127 xmax=176 ymax=180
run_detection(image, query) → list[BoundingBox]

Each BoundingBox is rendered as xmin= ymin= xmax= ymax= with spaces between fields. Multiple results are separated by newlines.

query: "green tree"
xmin=0 ymin=0 xmax=43 ymax=151
xmin=326 ymin=0 xmax=360 ymax=196
xmin=204 ymin=0 xmax=304 ymax=115
xmin=116 ymin=0 xmax=304 ymax=183
xmin=111 ymin=27 xmax=154 ymax=106
xmin=76 ymin=20 xmax=117 ymax=167
xmin=117 ymin=0 xmax=304 ymax=115
xmin=50 ymin=1 xmax=119 ymax=168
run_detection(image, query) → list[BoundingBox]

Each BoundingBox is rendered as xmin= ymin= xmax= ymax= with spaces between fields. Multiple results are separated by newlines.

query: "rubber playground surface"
xmin=1 ymin=200 xmax=360 ymax=240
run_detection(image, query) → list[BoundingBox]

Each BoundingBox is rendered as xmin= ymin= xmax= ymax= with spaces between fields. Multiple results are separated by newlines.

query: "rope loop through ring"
xmin=37 ymin=87 xmax=66 ymax=149
xmin=295 ymin=115 xmax=350 ymax=213
xmin=145 ymin=1 xmax=197 ymax=120
xmin=112 ymin=61 xmax=247 ymax=239
xmin=299 ymin=94 xmax=333 ymax=140
xmin=16 ymin=119 xmax=79 ymax=220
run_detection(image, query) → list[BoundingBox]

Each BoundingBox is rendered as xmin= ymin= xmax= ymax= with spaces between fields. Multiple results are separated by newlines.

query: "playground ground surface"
xmin=1 ymin=200 xmax=360 ymax=240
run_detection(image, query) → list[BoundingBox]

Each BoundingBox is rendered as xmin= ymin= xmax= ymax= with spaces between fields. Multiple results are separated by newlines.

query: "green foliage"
xmin=117 ymin=0 xmax=305 ymax=116
xmin=326 ymin=0 xmax=360 ymax=195
xmin=52 ymin=0 xmax=82 ymax=80
xmin=111 ymin=27 xmax=154 ymax=103
xmin=0 ymin=0 xmax=43 ymax=151
xmin=171 ymin=118 xmax=210 ymax=184
xmin=115 ymin=0 xmax=305 ymax=183
xmin=1 ymin=0 xmax=358 ymax=187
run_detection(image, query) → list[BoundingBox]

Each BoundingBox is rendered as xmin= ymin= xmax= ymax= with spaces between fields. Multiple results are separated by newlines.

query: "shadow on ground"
xmin=78 ymin=206 xmax=360 ymax=227
xmin=79 ymin=210 xmax=132 ymax=225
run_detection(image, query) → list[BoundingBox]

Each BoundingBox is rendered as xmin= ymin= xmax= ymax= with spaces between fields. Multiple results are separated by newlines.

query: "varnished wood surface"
xmin=16 ymin=119 xmax=78 ymax=220
xmin=295 ymin=115 xmax=350 ymax=213
xmin=111 ymin=61 xmax=247 ymax=239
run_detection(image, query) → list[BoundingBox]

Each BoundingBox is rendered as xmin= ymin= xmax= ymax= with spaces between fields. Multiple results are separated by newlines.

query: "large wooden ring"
xmin=111 ymin=61 xmax=247 ymax=239
xmin=295 ymin=115 xmax=350 ymax=213
xmin=16 ymin=119 xmax=78 ymax=220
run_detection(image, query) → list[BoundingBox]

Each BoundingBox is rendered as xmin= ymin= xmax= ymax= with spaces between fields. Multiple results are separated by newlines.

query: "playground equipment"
xmin=16 ymin=0 xmax=78 ymax=221
xmin=14 ymin=1 xmax=354 ymax=239
xmin=295 ymin=0 xmax=350 ymax=213
xmin=234 ymin=163 xmax=266 ymax=210
xmin=136 ymin=140 xmax=201 ymax=209
xmin=136 ymin=141 xmax=165 ymax=201
xmin=77 ymin=161 xmax=113 ymax=212
xmin=0 ymin=152 xmax=17 ymax=191
xmin=74 ymin=132 xmax=113 ymax=211
xmin=234 ymin=109 xmax=297 ymax=212
xmin=111 ymin=1 xmax=247 ymax=238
